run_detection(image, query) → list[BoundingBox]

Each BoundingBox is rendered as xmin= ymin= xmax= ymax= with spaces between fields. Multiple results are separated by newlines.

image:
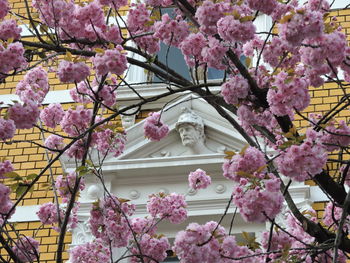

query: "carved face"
xmin=178 ymin=124 xmax=202 ymax=147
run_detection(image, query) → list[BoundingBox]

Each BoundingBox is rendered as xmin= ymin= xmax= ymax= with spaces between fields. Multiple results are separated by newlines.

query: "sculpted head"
xmin=176 ymin=108 xmax=205 ymax=147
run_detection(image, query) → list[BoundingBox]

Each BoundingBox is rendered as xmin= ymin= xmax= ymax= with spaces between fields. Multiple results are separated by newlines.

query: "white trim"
xmin=9 ymin=205 xmax=40 ymax=222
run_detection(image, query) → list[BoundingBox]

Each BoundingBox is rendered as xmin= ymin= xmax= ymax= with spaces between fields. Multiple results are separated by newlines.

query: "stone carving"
xmin=120 ymin=107 xmax=138 ymax=129
xmin=71 ymin=220 xmax=93 ymax=246
xmin=176 ymin=108 xmax=214 ymax=155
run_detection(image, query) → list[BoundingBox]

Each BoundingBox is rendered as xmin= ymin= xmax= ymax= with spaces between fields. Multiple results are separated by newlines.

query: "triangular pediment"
xmin=117 ymin=94 xmax=247 ymax=161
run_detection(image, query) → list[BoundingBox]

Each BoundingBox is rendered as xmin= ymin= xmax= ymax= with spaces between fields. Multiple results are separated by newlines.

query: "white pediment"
xmin=118 ymin=94 xmax=247 ymax=160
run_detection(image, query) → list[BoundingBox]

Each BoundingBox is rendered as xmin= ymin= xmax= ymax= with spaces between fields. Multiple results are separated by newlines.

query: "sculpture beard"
xmin=178 ymin=124 xmax=203 ymax=147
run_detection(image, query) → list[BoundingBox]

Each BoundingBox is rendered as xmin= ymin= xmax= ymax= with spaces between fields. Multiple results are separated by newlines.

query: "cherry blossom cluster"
xmin=323 ymin=201 xmax=350 ymax=232
xmin=55 ymin=172 xmax=85 ymax=203
xmin=143 ymin=112 xmax=169 ymax=141
xmin=237 ymin=104 xmax=277 ymax=137
xmin=93 ymin=85 xmax=117 ymax=108
xmin=232 ymin=176 xmax=283 ymax=223
xmin=93 ymin=128 xmax=126 ymax=157
xmin=201 ymin=37 xmax=228 ymax=70
xmin=188 ymin=168 xmax=211 ymax=190
xmin=0 ymin=183 xmax=15 ymax=225
xmin=70 ymin=238 xmax=111 ymax=263
xmin=131 ymin=217 xmax=157 ymax=236
xmin=92 ymin=46 xmax=127 ymax=76
xmin=321 ymin=120 xmax=350 ymax=151
xmin=37 ymin=202 xmax=63 ymax=230
xmin=89 ymin=195 xmax=135 ymax=248
xmin=0 ymin=0 xmax=9 ymax=20
xmin=0 ymin=160 xmax=14 ymax=179
xmin=174 ymin=221 xmax=254 ymax=262
xmin=0 ymin=42 xmax=27 ymax=79
xmin=99 ymin=0 xmax=127 ymax=9
xmin=221 ymin=75 xmax=250 ymax=105
xmin=246 ymin=0 xmax=277 ymax=15
xmin=147 ymin=192 xmax=187 ymax=224
xmin=12 ymin=237 xmax=39 ymax=263
xmin=69 ymin=82 xmax=93 ymax=104
xmin=195 ymin=0 xmax=233 ymax=36
xmin=0 ymin=19 xmax=21 ymax=40
xmin=217 ymin=15 xmax=256 ymax=44
xmin=0 ymin=118 xmax=16 ymax=141
xmin=40 ymin=103 xmax=65 ymax=129
xmin=57 ymin=61 xmax=90 ymax=84
xmin=179 ymin=33 xmax=206 ymax=67
xmin=65 ymin=139 xmax=86 ymax=160
xmin=277 ymin=129 xmax=328 ymax=182
xmin=130 ymin=234 xmax=170 ymax=263
xmin=154 ymin=14 xmax=189 ymax=47
xmin=8 ymin=101 xmax=40 ymax=129
xmin=278 ymin=9 xmax=324 ymax=46
xmin=223 ymin=146 xmax=266 ymax=182
xmin=60 ymin=105 xmax=92 ymax=136
xmin=267 ymin=71 xmax=310 ymax=116
xmin=15 ymin=67 xmax=49 ymax=104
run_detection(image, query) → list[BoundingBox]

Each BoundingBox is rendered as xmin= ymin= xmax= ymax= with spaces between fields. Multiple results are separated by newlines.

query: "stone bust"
xmin=176 ymin=108 xmax=213 ymax=155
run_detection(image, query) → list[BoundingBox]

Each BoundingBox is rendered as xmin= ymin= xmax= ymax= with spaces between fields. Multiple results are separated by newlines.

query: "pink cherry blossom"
xmin=94 ymin=128 xmax=126 ymax=157
xmin=89 ymin=195 xmax=135 ymax=248
xmin=0 ymin=0 xmax=9 ymax=20
xmin=8 ymin=101 xmax=40 ymax=129
xmin=221 ymin=75 xmax=250 ymax=105
xmin=60 ymin=106 xmax=92 ymax=136
xmin=0 ymin=183 xmax=15 ymax=225
xmin=143 ymin=112 xmax=169 ymax=141
xmin=0 ymin=118 xmax=16 ymax=140
xmin=40 ymin=103 xmax=64 ymax=128
xmin=188 ymin=168 xmax=211 ymax=190
xmin=277 ymin=129 xmax=328 ymax=181
xmin=223 ymin=146 xmax=266 ymax=182
xmin=232 ymin=177 xmax=283 ymax=223
xmin=92 ymin=46 xmax=127 ymax=76
xmin=0 ymin=19 xmax=22 ymax=40
xmin=131 ymin=234 xmax=170 ymax=263
xmin=217 ymin=15 xmax=256 ymax=43
xmin=154 ymin=14 xmax=189 ymax=47
xmin=0 ymin=42 xmax=27 ymax=80
xmin=0 ymin=160 xmax=14 ymax=179
xmin=55 ymin=172 xmax=85 ymax=203
xmin=57 ymin=60 xmax=90 ymax=83
xmin=15 ymin=66 xmax=49 ymax=104
xmin=13 ymin=237 xmax=39 ymax=262
xmin=147 ymin=192 xmax=187 ymax=224
xmin=70 ymin=238 xmax=111 ymax=263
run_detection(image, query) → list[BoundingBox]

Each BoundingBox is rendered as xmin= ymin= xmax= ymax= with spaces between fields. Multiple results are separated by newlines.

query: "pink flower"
xmin=188 ymin=169 xmax=211 ymax=190
xmin=89 ymin=195 xmax=135 ymax=248
xmin=223 ymin=146 xmax=266 ymax=182
xmin=0 ymin=19 xmax=22 ymax=40
xmin=154 ymin=14 xmax=189 ymax=47
xmin=55 ymin=172 xmax=85 ymax=203
xmin=40 ymin=103 xmax=64 ymax=128
xmin=57 ymin=61 xmax=90 ymax=83
xmin=0 ymin=160 xmax=14 ymax=179
xmin=221 ymin=75 xmax=249 ymax=105
xmin=8 ymin=101 xmax=40 ymax=129
xmin=217 ymin=15 xmax=255 ymax=43
xmin=147 ymin=192 xmax=187 ymax=224
xmin=0 ymin=118 xmax=16 ymax=141
xmin=60 ymin=106 xmax=92 ymax=136
xmin=0 ymin=0 xmax=9 ymax=20
xmin=70 ymin=239 xmax=111 ymax=263
xmin=44 ymin=135 xmax=65 ymax=153
xmin=143 ymin=112 xmax=169 ymax=141
xmin=92 ymin=46 xmax=127 ymax=76
xmin=13 ymin=237 xmax=39 ymax=262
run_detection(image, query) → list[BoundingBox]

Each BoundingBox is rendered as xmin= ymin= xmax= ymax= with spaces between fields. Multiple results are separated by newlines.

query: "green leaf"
xmin=16 ymin=185 xmax=27 ymax=198
xmin=5 ymin=172 xmax=23 ymax=181
xmin=26 ymin=173 xmax=37 ymax=180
